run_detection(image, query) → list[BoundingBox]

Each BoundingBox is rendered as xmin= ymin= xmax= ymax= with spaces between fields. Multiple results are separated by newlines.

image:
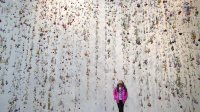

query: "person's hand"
xmin=123 ymin=101 xmax=125 ymax=104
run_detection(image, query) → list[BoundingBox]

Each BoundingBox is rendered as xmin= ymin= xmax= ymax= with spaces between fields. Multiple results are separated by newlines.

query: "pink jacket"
xmin=113 ymin=86 xmax=128 ymax=104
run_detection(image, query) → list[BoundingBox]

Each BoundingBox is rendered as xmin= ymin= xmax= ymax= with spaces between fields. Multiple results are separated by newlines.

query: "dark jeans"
xmin=117 ymin=100 xmax=124 ymax=112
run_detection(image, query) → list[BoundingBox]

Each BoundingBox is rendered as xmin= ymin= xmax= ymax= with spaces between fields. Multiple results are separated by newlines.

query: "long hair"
xmin=117 ymin=80 xmax=127 ymax=92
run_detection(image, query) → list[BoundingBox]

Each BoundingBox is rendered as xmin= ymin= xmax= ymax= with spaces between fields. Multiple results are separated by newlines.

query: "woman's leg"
xmin=117 ymin=100 xmax=124 ymax=112
xmin=120 ymin=100 xmax=124 ymax=112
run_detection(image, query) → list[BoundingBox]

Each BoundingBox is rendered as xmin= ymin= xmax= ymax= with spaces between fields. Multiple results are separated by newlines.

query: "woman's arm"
xmin=113 ymin=88 xmax=117 ymax=100
xmin=125 ymin=90 xmax=128 ymax=101
xmin=113 ymin=88 xmax=120 ymax=103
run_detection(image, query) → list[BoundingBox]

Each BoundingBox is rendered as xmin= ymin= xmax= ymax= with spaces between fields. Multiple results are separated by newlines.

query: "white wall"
xmin=0 ymin=0 xmax=200 ymax=112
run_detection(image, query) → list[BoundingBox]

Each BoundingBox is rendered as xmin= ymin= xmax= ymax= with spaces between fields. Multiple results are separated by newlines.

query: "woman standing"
xmin=113 ymin=80 xmax=128 ymax=112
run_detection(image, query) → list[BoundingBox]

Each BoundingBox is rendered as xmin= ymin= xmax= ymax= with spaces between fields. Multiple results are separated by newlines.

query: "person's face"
xmin=119 ymin=83 xmax=123 ymax=87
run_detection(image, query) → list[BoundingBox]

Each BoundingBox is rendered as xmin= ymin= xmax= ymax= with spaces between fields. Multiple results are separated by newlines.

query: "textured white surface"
xmin=0 ymin=0 xmax=200 ymax=112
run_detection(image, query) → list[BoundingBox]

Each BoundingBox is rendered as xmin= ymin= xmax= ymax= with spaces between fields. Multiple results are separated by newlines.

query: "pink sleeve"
xmin=113 ymin=88 xmax=117 ymax=100
xmin=125 ymin=90 xmax=128 ymax=100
